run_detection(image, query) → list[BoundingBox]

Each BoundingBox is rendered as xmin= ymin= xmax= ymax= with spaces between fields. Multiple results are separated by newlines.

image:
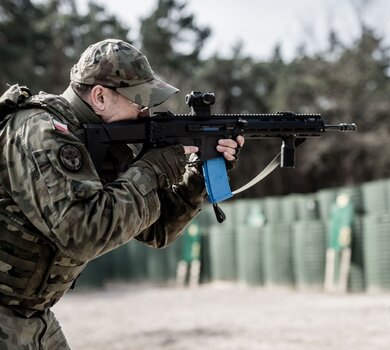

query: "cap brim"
xmin=116 ymin=77 xmax=179 ymax=107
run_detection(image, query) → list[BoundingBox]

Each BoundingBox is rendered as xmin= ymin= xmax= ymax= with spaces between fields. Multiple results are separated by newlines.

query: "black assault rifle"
xmin=78 ymin=91 xmax=356 ymax=222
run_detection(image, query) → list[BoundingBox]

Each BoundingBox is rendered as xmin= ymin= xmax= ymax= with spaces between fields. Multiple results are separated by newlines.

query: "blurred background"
xmin=2 ymin=0 xmax=390 ymax=327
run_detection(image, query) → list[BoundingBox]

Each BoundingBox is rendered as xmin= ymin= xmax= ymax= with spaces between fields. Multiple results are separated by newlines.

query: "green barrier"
xmin=107 ymin=243 xmax=133 ymax=281
xmin=317 ymin=187 xmax=338 ymax=221
xmin=388 ymin=179 xmax=390 ymax=207
xmin=295 ymin=194 xmax=318 ymax=221
xmin=263 ymin=196 xmax=283 ymax=223
xmin=76 ymin=255 xmax=108 ymax=288
xmin=263 ymin=223 xmax=294 ymax=287
xmin=209 ymin=224 xmax=237 ymax=281
xmin=197 ymin=203 xmax=216 ymax=227
xmin=236 ymin=226 xmax=265 ymax=286
xmin=199 ymin=231 xmax=212 ymax=283
xmin=361 ymin=179 xmax=389 ymax=214
xmin=348 ymin=216 xmax=365 ymax=292
xmin=233 ymin=199 xmax=266 ymax=227
xmin=363 ymin=213 xmax=390 ymax=292
xmin=188 ymin=208 xmax=214 ymax=283
xmin=280 ymin=194 xmax=299 ymax=222
xmin=75 ymin=178 xmax=389 ymax=289
xmin=146 ymin=242 xmax=180 ymax=283
xmin=125 ymin=240 xmax=148 ymax=282
xmin=292 ymin=221 xmax=326 ymax=290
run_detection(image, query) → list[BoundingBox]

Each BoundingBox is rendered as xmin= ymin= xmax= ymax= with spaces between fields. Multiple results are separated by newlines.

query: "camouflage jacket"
xmin=0 ymin=85 xmax=206 ymax=316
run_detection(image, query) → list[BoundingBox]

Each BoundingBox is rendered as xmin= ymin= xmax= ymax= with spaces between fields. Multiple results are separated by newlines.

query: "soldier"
xmin=0 ymin=39 xmax=244 ymax=349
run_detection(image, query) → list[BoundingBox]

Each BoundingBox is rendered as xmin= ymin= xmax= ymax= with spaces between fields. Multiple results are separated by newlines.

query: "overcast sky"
xmin=76 ymin=0 xmax=390 ymax=60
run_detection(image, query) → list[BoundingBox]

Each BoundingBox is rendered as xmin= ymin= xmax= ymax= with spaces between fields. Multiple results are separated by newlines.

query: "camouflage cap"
xmin=70 ymin=39 xmax=179 ymax=107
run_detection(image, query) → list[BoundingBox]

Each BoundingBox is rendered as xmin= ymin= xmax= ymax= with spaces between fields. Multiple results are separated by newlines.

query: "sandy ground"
xmin=53 ymin=283 xmax=390 ymax=350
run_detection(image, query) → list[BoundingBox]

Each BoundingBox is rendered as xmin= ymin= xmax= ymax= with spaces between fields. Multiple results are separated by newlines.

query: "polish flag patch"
xmin=52 ymin=119 xmax=69 ymax=133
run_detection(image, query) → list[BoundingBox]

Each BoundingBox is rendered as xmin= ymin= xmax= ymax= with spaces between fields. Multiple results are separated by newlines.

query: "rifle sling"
xmin=232 ymin=138 xmax=306 ymax=195
xmin=232 ymin=152 xmax=280 ymax=195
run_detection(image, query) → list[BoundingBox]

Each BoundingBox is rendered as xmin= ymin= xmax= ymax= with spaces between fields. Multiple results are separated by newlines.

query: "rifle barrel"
xmin=325 ymin=123 xmax=357 ymax=132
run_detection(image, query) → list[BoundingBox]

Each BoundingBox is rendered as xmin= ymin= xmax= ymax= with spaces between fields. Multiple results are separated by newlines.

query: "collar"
xmin=61 ymin=86 xmax=102 ymax=124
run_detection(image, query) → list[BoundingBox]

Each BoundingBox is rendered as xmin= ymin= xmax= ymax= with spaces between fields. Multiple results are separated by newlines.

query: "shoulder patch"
xmin=59 ymin=144 xmax=83 ymax=171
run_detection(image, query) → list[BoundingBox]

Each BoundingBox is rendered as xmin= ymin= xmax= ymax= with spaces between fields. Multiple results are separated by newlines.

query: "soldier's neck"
xmin=62 ymin=86 xmax=102 ymax=124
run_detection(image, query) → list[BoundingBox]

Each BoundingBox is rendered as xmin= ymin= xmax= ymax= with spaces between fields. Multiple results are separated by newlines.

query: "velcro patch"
xmin=52 ymin=119 xmax=69 ymax=133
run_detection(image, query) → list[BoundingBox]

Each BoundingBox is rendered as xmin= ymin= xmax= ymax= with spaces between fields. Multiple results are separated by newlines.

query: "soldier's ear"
xmin=89 ymin=85 xmax=107 ymax=111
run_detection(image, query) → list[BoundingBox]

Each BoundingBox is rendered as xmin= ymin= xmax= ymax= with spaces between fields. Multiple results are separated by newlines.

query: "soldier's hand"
xmin=217 ymin=135 xmax=245 ymax=162
xmin=140 ymin=145 xmax=189 ymax=189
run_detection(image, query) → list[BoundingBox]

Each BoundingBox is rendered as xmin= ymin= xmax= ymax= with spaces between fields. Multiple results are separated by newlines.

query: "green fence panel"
xmin=236 ymin=226 xmax=265 ymax=286
xmin=361 ymin=179 xmax=389 ymax=214
xmin=146 ymin=241 xmax=180 ymax=283
xmin=295 ymin=194 xmax=318 ymax=221
xmin=292 ymin=221 xmax=326 ymax=290
xmin=263 ymin=223 xmax=294 ymax=287
xmin=199 ymin=231 xmax=212 ymax=283
xmin=363 ymin=213 xmax=390 ymax=292
xmin=317 ymin=188 xmax=338 ymax=221
xmin=125 ymin=240 xmax=148 ymax=282
xmin=348 ymin=216 xmax=365 ymax=292
xmin=233 ymin=199 xmax=266 ymax=227
xmin=280 ymin=194 xmax=299 ymax=222
xmin=209 ymin=224 xmax=237 ymax=281
xmin=197 ymin=203 xmax=216 ymax=227
xmin=263 ymin=196 xmax=283 ymax=223
xmin=76 ymin=254 xmax=109 ymax=288
xmin=106 ymin=243 xmax=133 ymax=281
xmin=75 ymin=178 xmax=390 ymax=289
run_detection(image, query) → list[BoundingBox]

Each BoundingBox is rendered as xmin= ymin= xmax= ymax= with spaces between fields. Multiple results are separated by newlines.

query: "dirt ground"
xmin=53 ymin=283 xmax=390 ymax=350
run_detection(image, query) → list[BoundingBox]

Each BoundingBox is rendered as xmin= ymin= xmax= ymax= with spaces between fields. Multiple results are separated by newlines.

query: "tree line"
xmin=0 ymin=0 xmax=389 ymax=198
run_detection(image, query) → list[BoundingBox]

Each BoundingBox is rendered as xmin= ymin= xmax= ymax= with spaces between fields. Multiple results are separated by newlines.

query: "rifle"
xmin=77 ymin=91 xmax=356 ymax=222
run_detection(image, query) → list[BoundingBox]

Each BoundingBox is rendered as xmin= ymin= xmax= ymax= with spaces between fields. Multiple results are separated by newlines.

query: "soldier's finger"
xmin=183 ymin=146 xmax=199 ymax=155
xmin=218 ymin=139 xmax=238 ymax=148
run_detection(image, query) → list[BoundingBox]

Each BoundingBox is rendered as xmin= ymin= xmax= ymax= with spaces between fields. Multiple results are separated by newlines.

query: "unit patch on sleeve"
xmin=59 ymin=144 xmax=83 ymax=171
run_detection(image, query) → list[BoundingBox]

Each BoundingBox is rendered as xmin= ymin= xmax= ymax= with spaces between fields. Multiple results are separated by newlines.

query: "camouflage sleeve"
xmin=6 ymin=111 xmax=201 ymax=261
xmin=134 ymin=164 xmax=207 ymax=248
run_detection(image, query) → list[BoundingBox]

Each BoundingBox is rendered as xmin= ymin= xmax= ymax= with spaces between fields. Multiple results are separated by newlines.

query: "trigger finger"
xmin=236 ymin=135 xmax=245 ymax=147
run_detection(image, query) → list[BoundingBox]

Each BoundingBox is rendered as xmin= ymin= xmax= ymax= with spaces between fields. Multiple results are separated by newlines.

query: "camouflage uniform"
xmin=0 ymin=39 xmax=206 ymax=349
xmin=0 ymin=304 xmax=69 ymax=349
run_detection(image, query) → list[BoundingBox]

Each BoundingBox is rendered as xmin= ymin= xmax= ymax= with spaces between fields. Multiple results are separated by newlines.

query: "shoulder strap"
xmin=0 ymin=84 xmax=32 ymax=121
